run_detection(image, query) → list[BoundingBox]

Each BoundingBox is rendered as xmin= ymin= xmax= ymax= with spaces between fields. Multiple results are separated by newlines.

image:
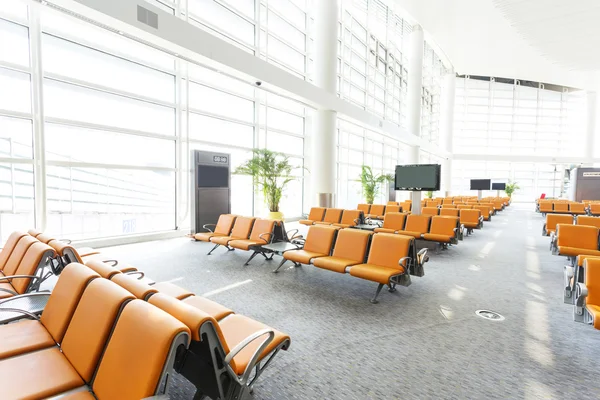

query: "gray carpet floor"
xmin=101 ymin=205 xmax=600 ymax=399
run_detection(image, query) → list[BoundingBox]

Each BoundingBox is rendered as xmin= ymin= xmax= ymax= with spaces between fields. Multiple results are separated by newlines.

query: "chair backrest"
xmin=41 ymin=263 xmax=100 ymax=344
xmin=570 ymin=203 xmax=585 ymax=213
xmin=592 ymin=204 xmax=600 ymax=214
xmin=556 ymin=224 xmax=599 ymax=250
xmin=339 ymin=210 xmax=361 ymax=226
xmin=91 ymin=300 xmax=190 ymax=400
xmin=85 ymin=259 xmax=123 ymax=279
xmin=230 ymin=216 xmax=256 ymax=239
xmin=27 ymin=228 xmax=42 ymax=237
xmin=0 ymin=231 xmax=27 ymax=269
xmin=440 ymin=208 xmax=459 ymax=217
xmin=11 ymin=242 xmax=56 ymax=294
xmin=331 ymin=229 xmax=371 ymax=263
xmin=576 ymin=216 xmax=600 ymax=229
xmin=61 ymin=278 xmax=135 ymax=382
xmin=585 ymin=258 xmax=600 ymax=306
xmin=369 ymin=205 xmax=385 ymax=215
xmin=546 ymin=214 xmax=573 ymax=231
xmin=382 ymin=212 xmax=407 ymax=230
xmin=385 ymin=205 xmax=401 ymax=214
xmin=322 ymin=208 xmax=343 ymax=223
xmin=400 ymin=201 xmax=412 ymax=212
xmin=457 ymin=205 xmax=472 ymax=210
xmin=368 ymin=233 xmax=412 ymax=270
xmin=387 ymin=201 xmax=399 ymax=206
xmin=357 ymin=204 xmax=371 ymax=214
xmin=460 ymin=209 xmax=481 ymax=223
xmin=307 ymin=207 xmax=326 ymax=221
xmin=422 ymin=207 xmax=439 ymax=216
xmin=304 ymin=226 xmax=337 ymax=255
xmin=111 ymin=273 xmax=158 ymax=300
xmin=2 ymin=235 xmax=37 ymax=276
xmin=554 ymin=202 xmax=569 ymax=212
xmin=404 ymin=215 xmax=431 ymax=233
xmin=539 ymin=201 xmax=553 ymax=211
xmin=474 ymin=205 xmax=491 ymax=216
xmin=248 ymin=219 xmax=276 ymax=242
xmin=430 ymin=216 xmax=459 ymax=236
xmin=214 ymin=214 xmax=236 ymax=235
xmin=35 ymin=233 xmax=55 ymax=244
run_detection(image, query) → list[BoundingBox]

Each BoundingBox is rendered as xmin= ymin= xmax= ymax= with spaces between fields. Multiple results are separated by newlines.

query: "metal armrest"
xmin=142 ymin=395 xmax=170 ymax=400
xmin=0 ymin=275 xmax=41 ymax=284
xmin=575 ymin=283 xmax=588 ymax=308
xmin=59 ymin=239 xmax=72 ymax=244
xmin=417 ymin=248 xmax=429 ymax=264
xmin=102 ymin=259 xmax=119 ymax=267
xmin=398 ymin=256 xmax=411 ymax=268
xmin=202 ymin=224 xmax=216 ymax=233
xmin=224 ymin=328 xmax=275 ymax=384
xmin=0 ymin=307 xmax=40 ymax=320
xmin=0 ymin=291 xmax=51 ymax=306
xmin=126 ymin=271 xmax=145 ymax=280
xmin=258 ymin=232 xmax=273 ymax=244
xmin=286 ymin=229 xmax=299 ymax=241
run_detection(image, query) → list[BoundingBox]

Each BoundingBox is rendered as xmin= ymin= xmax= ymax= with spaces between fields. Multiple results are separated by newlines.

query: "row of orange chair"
xmin=361 ymin=202 xmax=412 ymax=219
xmin=543 ymin=214 xmax=600 ymax=236
xmin=373 ymin=213 xmax=462 ymax=246
xmin=538 ymin=200 xmax=587 ymax=215
xmin=300 ymin=208 xmax=363 ymax=226
xmin=275 ymin=225 xmax=428 ymax=303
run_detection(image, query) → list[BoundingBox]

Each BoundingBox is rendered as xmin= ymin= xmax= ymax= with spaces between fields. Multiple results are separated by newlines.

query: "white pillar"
xmin=311 ymin=0 xmax=339 ymax=207
xmin=440 ymin=73 xmax=456 ymax=196
xmin=407 ymin=25 xmax=425 ymax=213
xmin=585 ymin=91 xmax=597 ymax=164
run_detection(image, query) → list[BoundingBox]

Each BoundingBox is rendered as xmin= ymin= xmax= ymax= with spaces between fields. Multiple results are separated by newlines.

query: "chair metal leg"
xmin=388 ymin=283 xmax=397 ymax=293
xmin=273 ymin=259 xmax=287 ymax=273
xmin=207 ymin=244 xmax=220 ymax=255
xmin=244 ymin=251 xmax=260 ymax=266
xmin=371 ymin=283 xmax=385 ymax=304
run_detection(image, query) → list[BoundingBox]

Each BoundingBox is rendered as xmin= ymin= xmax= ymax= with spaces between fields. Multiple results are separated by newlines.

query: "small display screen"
xmin=471 ymin=179 xmax=491 ymax=190
xmin=198 ymin=165 xmax=229 ymax=188
xmin=491 ymin=182 xmax=506 ymax=190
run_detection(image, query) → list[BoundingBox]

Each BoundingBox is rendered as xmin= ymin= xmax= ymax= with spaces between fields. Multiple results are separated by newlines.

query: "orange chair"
xmin=543 ymin=214 xmax=573 ymax=236
xmin=396 ymin=215 xmax=431 ymax=239
xmin=274 ymin=225 xmax=337 ymax=272
xmin=208 ymin=217 xmax=255 ymax=255
xmin=312 ymin=229 xmax=372 ymax=273
xmin=440 ymin=208 xmax=459 ymax=217
xmin=333 ymin=210 xmax=362 ymax=228
xmin=374 ymin=213 xmax=407 ymax=234
xmin=423 ymin=216 xmax=461 ymax=246
xmin=421 ymin=207 xmax=439 ymax=216
xmin=366 ymin=205 xmax=386 ymax=220
xmin=299 ymin=207 xmax=327 ymax=226
xmin=314 ymin=208 xmax=344 ymax=226
xmin=194 ymin=214 xmax=236 ymax=242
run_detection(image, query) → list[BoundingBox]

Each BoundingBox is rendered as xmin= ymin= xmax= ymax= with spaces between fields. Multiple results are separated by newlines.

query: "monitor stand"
xmin=477 ymin=190 xmax=482 ymax=200
xmin=411 ymin=191 xmax=422 ymax=215
xmin=496 ymin=190 xmax=500 ymax=198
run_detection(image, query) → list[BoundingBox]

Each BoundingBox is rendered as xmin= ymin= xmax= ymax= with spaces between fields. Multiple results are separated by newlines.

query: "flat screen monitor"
xmin=197 ymin=165 xmax=229 ymax=188
xmin=470 ymin=179 xmax=491 ymax=190
xmin=492 ymin=182 xmax=506 ymax=190
xmin=394 ymin=164 xmax=441 ymax=191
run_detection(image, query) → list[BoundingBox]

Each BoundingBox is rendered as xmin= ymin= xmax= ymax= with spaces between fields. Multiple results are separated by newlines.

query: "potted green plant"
xmin=426 ymin=191 xmax=434 ymax=199
xmin=505 ymin=180 xmax=520 ymax=198
xmin=358 ymin=165 xmax=393 ymax=204
xmin=234 ymin=149 xmax=304 ymax=220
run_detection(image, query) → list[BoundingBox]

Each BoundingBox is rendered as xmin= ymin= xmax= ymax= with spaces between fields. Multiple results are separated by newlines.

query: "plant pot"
xmin=268 ymin=211 xmax=284 ymax=220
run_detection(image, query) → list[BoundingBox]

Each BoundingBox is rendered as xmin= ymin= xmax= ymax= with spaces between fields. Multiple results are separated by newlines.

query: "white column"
xmin=585 ymin=91 xmax=597 ymax=164
xmin=440 ymin=73 xmax=456 ymax=196
xmin=407 ymin=25 xmax=424 ymax=213
xmin=310 ymin=0 xmax=339 ymax=207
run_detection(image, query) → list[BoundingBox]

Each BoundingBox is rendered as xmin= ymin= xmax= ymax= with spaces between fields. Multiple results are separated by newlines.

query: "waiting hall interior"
xmin=2 ymin=0 xmax=600 ymax=399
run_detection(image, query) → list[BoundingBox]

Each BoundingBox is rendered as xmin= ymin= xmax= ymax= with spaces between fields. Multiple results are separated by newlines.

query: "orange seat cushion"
xmin=0 ymin=282 xmax=16 ymax=299
xmin=0 ymin=347 xmax=84 ymax=399
xmin=229 ymin=239 xmax=263 ymax=251
xmin=395 ymin=230 xmax=423 ymax=239
xmin=210 ymin=236 xmax=244 ymax=246
xmin=463 ymin=222 xmax=479 ymax=229
xmin=194 ymin=232 xmax=223 ymax=242
xmin=587 ymin=305 xmax=600 ymax=330
xmin=0 ymin=319 xmax=55 ymax=360
xmin=183 ymin=296 xmax=234 ymax=321
xmin=59 ymin=390 xmax=96 ymax=400
xmin=577 ymin=255 xmax=600 ymax=267
xmin=299 ymin=220 xmax=314 ymax=226
xmin=283 ymin=250 xmax=327 ymax=264
xmin=349 ymin=264 xmax=405 ymax=284
xmin=559 ymin=247 xmax=600 ymax=257
xmin=374 ymin=228 xmax=396 ymax=234
xmin=422 ymin=233 xmax=452 ymax=243
xmin=219 ymin=314 xmax=289 ymax=376
xmin=312 ymin=257 xmax=360 ymax=273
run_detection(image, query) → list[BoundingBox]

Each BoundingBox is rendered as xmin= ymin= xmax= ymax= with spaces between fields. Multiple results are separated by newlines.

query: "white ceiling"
xmin=394 ymin=0 xmax=599 ymax=90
